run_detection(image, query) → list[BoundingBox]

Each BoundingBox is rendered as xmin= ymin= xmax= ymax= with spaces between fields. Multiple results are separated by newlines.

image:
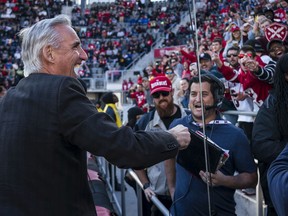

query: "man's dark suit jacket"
xmin=0 ymin=73 xmax=179 ymax=216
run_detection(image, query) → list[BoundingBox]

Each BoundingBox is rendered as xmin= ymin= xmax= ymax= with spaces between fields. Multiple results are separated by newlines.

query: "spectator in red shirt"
xmin=128 ymin=83 xmax=148 ymax=112
xmin=214 ymin=45 xmax=272 ymax=107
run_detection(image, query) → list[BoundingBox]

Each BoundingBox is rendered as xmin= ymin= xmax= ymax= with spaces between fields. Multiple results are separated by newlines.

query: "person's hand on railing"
xmin=168 ymin=125 xmax=191 ymax=150
xmin=144 ymin=186 xmax=155 ymax=202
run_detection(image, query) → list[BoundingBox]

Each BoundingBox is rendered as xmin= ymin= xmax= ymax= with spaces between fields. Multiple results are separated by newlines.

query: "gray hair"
xmin=18 ymin=15 xmax=72 ymax=77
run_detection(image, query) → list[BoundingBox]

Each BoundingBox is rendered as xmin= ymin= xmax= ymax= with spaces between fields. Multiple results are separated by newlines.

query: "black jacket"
xmin=0 ymin=73 xmax=179 ymax=216
xmin=252 ymin=90 xmax=287 ymax=208
xmin=252 ymin=92 xmax=287 ymax=164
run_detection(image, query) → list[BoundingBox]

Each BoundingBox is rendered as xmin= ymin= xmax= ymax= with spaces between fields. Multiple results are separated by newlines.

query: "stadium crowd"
xmin=0 ymin=0 xmax=188 ymax=86
xmin=72 ymin=0 xmax=187 ymax=78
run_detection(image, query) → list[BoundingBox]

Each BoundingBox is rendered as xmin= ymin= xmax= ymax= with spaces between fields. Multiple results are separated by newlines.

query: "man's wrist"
xmin=143 ymin=182 xmax=151 ymax=190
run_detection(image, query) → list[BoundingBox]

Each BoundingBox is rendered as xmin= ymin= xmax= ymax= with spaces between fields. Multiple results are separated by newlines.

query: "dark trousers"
xmin=139 ymin=193 xmax=172 ymax=216
xmin=151 ymin=195 xmax=172 ymax=216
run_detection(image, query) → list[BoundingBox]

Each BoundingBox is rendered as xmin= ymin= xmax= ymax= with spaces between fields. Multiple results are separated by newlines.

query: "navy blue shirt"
xmin=170 ymin=115 xmax=256 ymax=216
xmin=268 ymin=144 xmax=288 ymax=216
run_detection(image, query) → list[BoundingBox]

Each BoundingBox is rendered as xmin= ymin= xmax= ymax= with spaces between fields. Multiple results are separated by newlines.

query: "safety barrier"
xmin=127 ymin=169 xmax=170 ymax=216
xmin=92 ymin=156 xmax=170 ymax=216
xmin=94 ymin=157 xmax=124 ymax=215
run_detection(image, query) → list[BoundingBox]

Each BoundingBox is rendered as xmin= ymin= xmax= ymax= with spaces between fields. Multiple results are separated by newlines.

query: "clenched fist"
xmin=168 ymin=125 xmax=191 ymax=150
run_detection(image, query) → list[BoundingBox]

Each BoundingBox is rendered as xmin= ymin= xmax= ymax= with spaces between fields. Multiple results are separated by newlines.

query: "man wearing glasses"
xmin=217 ymin=46 xmax=240 ymax=126
xmin=134 ymin=76 xmax=189 ymax=216
xmin=226 ymin=46 xmax=240 ymax=70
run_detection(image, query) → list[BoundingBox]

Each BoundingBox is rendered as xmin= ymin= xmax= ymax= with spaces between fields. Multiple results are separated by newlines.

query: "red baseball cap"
xmin=149 ymin=76 xmax=172 ymax=95
xmin=231 ymin=26 xmax=240 ymax=32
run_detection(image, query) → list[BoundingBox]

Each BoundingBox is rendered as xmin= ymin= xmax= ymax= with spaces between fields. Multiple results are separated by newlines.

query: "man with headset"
xmin=165 ymin=73 xmax=257 ymax=215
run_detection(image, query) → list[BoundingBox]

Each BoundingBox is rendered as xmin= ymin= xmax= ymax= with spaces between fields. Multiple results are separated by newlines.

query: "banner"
xmin=154 ymin=45 xmax=186 ymax=59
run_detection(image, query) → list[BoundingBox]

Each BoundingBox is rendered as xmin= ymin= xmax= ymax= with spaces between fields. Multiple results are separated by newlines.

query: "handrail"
xmin=93 ymin=157 xmax=170 ymax=216
xmin=95 ymin=157 xmax=123 ymax=215
xmin=223 ymin=110 xmax=258 ymax=117
xmin=127 ymin=169 xmax=170 ymax=216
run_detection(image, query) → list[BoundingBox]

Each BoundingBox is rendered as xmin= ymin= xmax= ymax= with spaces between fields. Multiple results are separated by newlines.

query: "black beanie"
xmin=101 ymin=92 xmax=114 ymax=104
xmin=128 ymin=106 xmax=145 ymax=121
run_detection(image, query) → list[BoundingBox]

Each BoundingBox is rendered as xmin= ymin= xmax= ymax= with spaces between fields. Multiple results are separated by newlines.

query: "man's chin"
xmin=192 ymin=113 xmax=203 ymax=121
xmin=156 ymin=104 xmax=174 ymax=117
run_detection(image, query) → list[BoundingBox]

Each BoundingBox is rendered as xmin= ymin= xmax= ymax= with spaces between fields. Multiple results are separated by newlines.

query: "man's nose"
xmin=195 ymin=93 xmax=201 ymax=101
xmin=79 ymin=48 xmax=88 ymax=61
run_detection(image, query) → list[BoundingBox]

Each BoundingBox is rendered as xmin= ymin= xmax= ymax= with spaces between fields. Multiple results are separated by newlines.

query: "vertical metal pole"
xmin=111 ymin=164 xmax=115 ymax=190
xmin=256 ymin=161 xmax=264 ymax=216
xmin=121 ymin=169 xmax=126 ymax=216
xmin=136 ymin=184 xmax=143 ymax=216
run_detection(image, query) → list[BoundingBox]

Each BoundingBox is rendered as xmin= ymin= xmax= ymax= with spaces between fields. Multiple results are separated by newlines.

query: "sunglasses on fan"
xmin=152 ymin=91 xmax=170 ymax=99
xmin=238 ymin=53 xmax=253 ymax=59
xmin=226 ymin=54 xmax=238 ymax=58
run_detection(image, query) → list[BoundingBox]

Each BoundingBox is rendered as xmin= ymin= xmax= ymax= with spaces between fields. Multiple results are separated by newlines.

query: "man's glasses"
xmin=152 ymin=91 xmax=170 ymax=99
xmin=227 ymin=54 xmax=238 ymax=58
xmin=165 ymin=71 xmax=174 ymax=75
xmin=238 ymin=53 xmax=253 ymax=59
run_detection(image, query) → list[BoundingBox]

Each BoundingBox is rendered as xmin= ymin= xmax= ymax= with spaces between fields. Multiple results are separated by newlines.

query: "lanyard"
xmin=191 ymin=119 xmax=231 ymax=128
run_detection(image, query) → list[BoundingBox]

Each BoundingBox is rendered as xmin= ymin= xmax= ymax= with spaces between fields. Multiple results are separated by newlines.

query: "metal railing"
xmin=93 ymin=156 xmax=170 ymax=216
xmin=223 ymin=110 xmax=258 ymax=117
xmin=94 ymin=157 xmax=123 ymax=215
xmin=127 ymin=169 xmax=170 ymax=216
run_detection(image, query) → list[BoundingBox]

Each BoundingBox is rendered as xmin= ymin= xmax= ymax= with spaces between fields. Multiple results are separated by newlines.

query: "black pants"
xmin=139 ymin=193 xmax=172 ymax=216
xmin=151 ymin=195 xmax=172 ymax=216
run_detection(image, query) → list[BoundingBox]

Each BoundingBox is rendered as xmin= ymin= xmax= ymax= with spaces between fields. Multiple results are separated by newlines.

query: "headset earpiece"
xmin=200 ymin=73 xmax=225 ymax=108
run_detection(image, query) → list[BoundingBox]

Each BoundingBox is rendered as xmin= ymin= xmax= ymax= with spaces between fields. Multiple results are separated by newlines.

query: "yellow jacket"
xmin=103 ymin=103 xmax=122 ymax=128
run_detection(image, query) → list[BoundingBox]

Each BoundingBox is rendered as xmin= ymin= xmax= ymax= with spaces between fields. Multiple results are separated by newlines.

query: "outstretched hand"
xmin=245 ymin=59 xmax=259 ymax=72
xmin=168 ymin=125 xmax=191 ymax=150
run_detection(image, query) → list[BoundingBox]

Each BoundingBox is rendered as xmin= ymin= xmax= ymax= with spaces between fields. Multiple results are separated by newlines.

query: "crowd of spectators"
xmin=0 ymin=0 xmax=63 ymax=90
xmin=124 ymin=0 xmax=287 ymax=112
xmin=72 ymin=0 xmax=188 ymax=78
xmin=0 ymin=0 xmax=190 ymax=88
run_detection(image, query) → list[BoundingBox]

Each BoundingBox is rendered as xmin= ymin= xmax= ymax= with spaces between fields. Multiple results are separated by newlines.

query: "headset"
xmin=190 ymin=73 xmax=225 ymax=110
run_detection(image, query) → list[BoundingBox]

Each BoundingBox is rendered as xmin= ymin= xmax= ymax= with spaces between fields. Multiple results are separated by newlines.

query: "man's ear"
xmin=42 ymin=45 xmax=54 ymax=62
